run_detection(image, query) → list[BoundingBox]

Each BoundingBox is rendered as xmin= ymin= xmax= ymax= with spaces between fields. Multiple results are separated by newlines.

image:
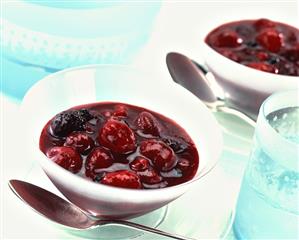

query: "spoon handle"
xmin=215 ymin=105 xmax=256 ymax=127
xmin=98 ymin=219 xmax=197 ymax=240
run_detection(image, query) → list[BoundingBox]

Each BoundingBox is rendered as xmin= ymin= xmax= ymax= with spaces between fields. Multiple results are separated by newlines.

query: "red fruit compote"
xmin=39 ymin=102 xmax=199 ymax=190
xmin=205 ymin=18 xmax=299 ymax=76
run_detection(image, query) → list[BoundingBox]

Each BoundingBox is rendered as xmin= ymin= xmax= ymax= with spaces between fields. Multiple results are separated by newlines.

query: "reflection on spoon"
xmin=8 ymin=179 xmax=196 ymax=240
xmin=166 ymin=52 xmax=256 ymax=127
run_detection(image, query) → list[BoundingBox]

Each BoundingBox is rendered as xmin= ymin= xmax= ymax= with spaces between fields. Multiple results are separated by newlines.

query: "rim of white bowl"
xmin=21 ymin=64 xmax=223 ymax=195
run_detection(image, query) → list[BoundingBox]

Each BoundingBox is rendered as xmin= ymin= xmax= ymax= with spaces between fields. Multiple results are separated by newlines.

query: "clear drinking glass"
xmin=233 ymin=90 xmax=299 ymax=239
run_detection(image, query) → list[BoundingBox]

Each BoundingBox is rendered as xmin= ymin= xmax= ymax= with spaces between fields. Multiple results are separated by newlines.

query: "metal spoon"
xmin=8 ymin=179 xmax=196 ymax=240
xmin=166 ymin=52 xmax=256 ymax=127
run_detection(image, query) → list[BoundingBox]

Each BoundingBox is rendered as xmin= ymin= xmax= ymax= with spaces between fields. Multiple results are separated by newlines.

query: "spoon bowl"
xmin=166 ymin=52 xmax=256 ymax=126
xmin=166 ymin=52 xmax=217 ymax=103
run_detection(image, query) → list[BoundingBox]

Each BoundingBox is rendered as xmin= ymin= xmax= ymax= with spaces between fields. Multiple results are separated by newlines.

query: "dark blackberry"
xmin=77 ymin=109 xmax=93 ymax=121
xmin=50 ymin=109 xmax=93 ymax=137
xmin=162 ymin=136 xmax=189 ymax=153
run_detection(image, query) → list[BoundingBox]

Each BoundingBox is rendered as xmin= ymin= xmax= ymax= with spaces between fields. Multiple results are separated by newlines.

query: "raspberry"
xmin=85 ymin=147 xmax=114 ymax=180
xmin=50 ymin=109 xmax=93 ymax=137
xmin=257 ymin=29 xmax=283 ymax=53
xmin=46 ymin=146 xmax=82 ymax=173
xmin=101 ymin=170 xmax=142 ymax=189
xmin=215 ymin=30 xmax=243 ymax=48
xmin=140 ymin=140 xmax=177 ymax=171
xmin=135 ymin=111 xmax=161 ymax=136
xmin=64 ymin=132 xmax=94 ymax=154
xmin=99 ymin=119 xmax=136 ymax=154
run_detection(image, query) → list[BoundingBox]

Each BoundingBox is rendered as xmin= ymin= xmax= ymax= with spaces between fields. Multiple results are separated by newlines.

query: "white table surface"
xmin=1 ymin=1 xmax=298 ymax=239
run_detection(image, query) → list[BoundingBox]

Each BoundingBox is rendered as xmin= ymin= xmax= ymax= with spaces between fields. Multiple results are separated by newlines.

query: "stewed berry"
xmin=99 ymin=119 xmax=136 ymax=154
xmin=85 ymin=147 xmax=114 ymax=180
xmin=65 ymin=132 xmax=94 ymax=154
xmin=135 ymin=111 xmax=161 ymax=136
xmin=40 ymin=102 xmax=199 ymax=189
xmin=101 ymin=170 xmax=142 ymax=189
xmin=253 ymin=18 xmax=275 ymax=31
xmin=140 ymin=140 xmax=177 ymax=171
xmin=129 ymin=157 xmax=150 ymax=171
xmin=256 ymin=29 xmax=283 ymax=53
xmin=214 ymin=30 xmax=243 ymax=48
xmin=50 ymin=109 xmax=94 ymax=137
xmin=46 ymin=146 xmax=82 ymax=173
xmin=205 ymin=18 xmax=299 ymax=76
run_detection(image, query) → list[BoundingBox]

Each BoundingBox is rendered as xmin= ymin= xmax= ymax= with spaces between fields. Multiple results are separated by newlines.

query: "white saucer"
xmin=19 ymin=157 xmax=235 ymax=239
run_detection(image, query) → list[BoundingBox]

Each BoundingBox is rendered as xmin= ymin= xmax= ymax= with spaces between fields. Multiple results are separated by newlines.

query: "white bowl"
xmin=201 ymin=19 xmax=299 ymax=118
xmin=20 ymin=65 xmax=223 ymax=219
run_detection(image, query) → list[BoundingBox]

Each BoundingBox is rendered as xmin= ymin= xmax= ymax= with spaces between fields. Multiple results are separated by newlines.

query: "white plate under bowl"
xmin=20 ymin=157 xmax=234 ymax=239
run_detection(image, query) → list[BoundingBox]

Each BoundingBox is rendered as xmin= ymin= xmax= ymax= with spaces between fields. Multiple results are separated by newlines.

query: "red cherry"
xmin=85 ymin=147 xmax=114 ymax=180
xmin=46 ymin=146 xmax=82 ymax=173
xmin=246 ymin=62 xmax=277 ymax=73
xmin=137 ymin=168 xmax=163 ymax=185
xmin=257 ymin=29 xmax=283 ymax=53
xmin=254 ymin=18 xmax=275 ymax=31
xmin=64 ymin=132 xmax=94 ymax=154
xmin=101 ymin=170 xmax=142 ymax=189
xmin=215 ymin=30 xmax=243 ymax=48
xmin=140 ymin=140 xmax=177 ymax=171
xmin=99 ymin=119 xmax=136 ymax=154
xmin=129 ymin=157 xmax=150 ymax=171
xmin=135 ymin=111 xmax=161 ymax=136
